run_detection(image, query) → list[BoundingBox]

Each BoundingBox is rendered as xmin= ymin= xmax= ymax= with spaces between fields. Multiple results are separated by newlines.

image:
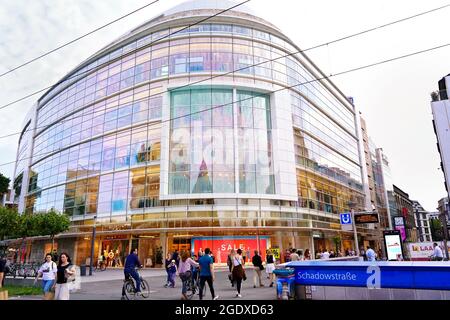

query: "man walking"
xmin=198 ymin=248 xmax=219 ymax=300
xmin=251 ymin=250 xmax=264 ymax=288
xmin=431 ymin=243 xmax=444 ymax=261
xmin=366 ymin=246 xmax=376 ymax=262
xmin=289 ymin=249 xmax=300 ymax=261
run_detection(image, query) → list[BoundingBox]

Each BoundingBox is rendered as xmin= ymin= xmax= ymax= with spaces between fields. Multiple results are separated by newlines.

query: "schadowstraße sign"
xmin=287 ymin=261 xmax=450 ymax=290
xmin=354 ymin=212 xmax=379 ymax=224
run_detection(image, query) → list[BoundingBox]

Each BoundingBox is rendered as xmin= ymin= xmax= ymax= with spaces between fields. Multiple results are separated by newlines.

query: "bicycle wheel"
xmin=140 ymin=279 xmax=150 ymax=298
xmin=124 ymin=280 xmax=136 ymax=300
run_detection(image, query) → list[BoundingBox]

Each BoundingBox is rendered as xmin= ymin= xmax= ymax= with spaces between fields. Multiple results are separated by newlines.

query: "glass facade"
xmin=14 ymin=2 xmax=372 ymax=265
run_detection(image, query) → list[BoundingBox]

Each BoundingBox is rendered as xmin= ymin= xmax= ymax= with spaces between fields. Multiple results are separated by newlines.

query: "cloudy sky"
xmin=0 ymin=0 xmax=449 ymax=211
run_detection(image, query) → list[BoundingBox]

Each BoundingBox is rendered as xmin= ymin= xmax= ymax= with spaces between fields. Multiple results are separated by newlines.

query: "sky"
xmin=0 ymin=0 xmax=449 ymax=212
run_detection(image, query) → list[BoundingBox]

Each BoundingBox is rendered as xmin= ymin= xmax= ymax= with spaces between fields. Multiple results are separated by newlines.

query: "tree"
xmin=15 ymin=213 xmax=41 ymax=263
xmin=430 ymin=218 xmax=444 ymax=241
xmin=0 ymin=207 xmax=19 ymax=241
xmin=0 ymin=173 xmax=10 ymax=198
xmin=38 ymin=209 xmax=70 ymax=251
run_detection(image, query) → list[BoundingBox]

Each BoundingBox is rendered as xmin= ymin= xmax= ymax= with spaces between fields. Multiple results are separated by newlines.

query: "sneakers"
xmin=163 ymin=284 xmax=168 ymax=288
xmin=236 ymin=293 xmax=242 ymax=298
xmin=269 ymin=282 xmax=273 ymax=287
xmin=253 ymin=285 xmax=256 ymax=288
xmin=213 ymin=296 xmax=219 ymax=300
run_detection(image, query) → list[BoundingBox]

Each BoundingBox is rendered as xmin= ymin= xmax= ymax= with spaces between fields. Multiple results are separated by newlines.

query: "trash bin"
xmin=273 ymin=268 xmax=296 ymax=300
xmin=80 ymin=264 xmax=86 ymax=276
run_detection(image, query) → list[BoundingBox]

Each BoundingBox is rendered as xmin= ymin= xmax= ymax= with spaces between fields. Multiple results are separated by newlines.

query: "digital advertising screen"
xmin=384 ymin=231 xmax=404 ymax=261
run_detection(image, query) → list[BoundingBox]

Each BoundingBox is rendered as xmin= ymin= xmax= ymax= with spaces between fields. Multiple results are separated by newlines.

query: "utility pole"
xmin=351 ymin=208 xmax=360 ymax=257
xmin=89 ymin=215 xmax=97 ymax=276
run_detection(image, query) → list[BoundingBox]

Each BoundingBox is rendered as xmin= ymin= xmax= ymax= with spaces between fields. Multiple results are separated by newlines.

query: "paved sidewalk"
xmin=9 ymin=268 xmax=277 ymax=300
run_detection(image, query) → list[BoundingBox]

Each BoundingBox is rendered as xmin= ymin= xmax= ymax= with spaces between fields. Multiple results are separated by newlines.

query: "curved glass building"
xmin=13 ymin=0 xmax=377 ymax=265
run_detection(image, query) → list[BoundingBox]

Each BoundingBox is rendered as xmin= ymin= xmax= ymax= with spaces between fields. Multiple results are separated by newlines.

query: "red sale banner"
xmin=192 ymin=237 xmax=268 ymax=263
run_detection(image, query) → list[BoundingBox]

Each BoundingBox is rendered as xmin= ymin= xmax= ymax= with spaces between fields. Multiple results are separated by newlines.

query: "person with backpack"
xmin=231 ymin=249 xmax=246 ymax=298
xmin=34 ymin=253 xmax=58 ymax=300
xmin=252 ymin=250 xmax=264 ymax=288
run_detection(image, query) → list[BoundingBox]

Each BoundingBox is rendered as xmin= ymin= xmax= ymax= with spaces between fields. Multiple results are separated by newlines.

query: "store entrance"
xmin=169 ymin=238 xmax=191 ymax=255
xmin=100 ymin=239 xmax=129 ymax=268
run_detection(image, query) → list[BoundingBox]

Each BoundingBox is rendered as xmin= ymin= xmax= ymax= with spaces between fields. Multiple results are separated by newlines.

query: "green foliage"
xmin=37 ymin=209 xmax=70 ymax=241
xmin=0 ymin=173 xmax=10 ymax=195
xmin=430 ymin=218 xmax=444 ymax=241
xmin=332 ymin=235 xmax=342 ymax=253
xmin=16 ymin=213 xmax=41 ymax=239
xmin=3 ymin=285 xmax=42 ymax=296
xmin=0 ymin=207 xmax=19 ymax=240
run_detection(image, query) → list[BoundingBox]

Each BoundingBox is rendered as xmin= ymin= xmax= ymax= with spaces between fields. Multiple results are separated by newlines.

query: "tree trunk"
xmin=51 ymin=236 xmax=54 ymax=252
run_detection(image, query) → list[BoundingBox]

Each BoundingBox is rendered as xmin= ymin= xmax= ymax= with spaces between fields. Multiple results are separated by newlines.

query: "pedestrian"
xmin=231 ymin=249 xmax=246 ymax=298
xmin=246 ymin=248 xmax=251 ymax=264
xmin=304 ymin=249 xmax=311 ymax=260
xmin=252 ymin=250 xmax=264 ymax=288
xmin=366 ymin=246 xmax=376 ymax=262
xmin=178 ymin=251 xmax=199 ymax=300
xmin=266 ymin=249 xmax=276 ymax=287
xmin=297 ymin=249 xmax=304 ymax=261
xmin=51 ymin=249 xmax=58 ymax=263
xmin=227 ymin=249 xmax=235 ymax=287
xmin=198 ymin=248 xmax=219 ymax=300
xmin=431 ymin=243 xmax=444 ymax=261
xmin=167 ymin=259 xmax=177 ymax=288
xmin=0 ymin=254 xmax=6 ymax=288
xmin=172 ymin=249 xmax=180 ymax=267
xmin=53 ymin=252 xmax=75 ymax=300
xmin=34 ymin=253 xmax=57 ymax=300
xmin=321 ymin=249 xmax=330 ymax=259
xmin=290 ymin=249 xmax=300 ymax=261
xmin=164 ymin=253 xmax=172 ymax=287
xmin=377 ymin=248 xmax=383 ymax=261
xmin=329 ymin=250 xmax=335 ymax=258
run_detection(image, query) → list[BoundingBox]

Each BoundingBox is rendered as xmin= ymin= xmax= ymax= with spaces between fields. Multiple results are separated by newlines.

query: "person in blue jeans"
xmin=121 ymin=248 xmax=143 ymax=299
xmin=34 ymin=253 xmax=57 ymax=299
xmin=198 ymin=248 xmax=219 ymax=300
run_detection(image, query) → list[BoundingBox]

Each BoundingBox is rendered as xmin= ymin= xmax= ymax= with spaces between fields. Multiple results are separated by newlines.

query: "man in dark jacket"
xmin=121 ymin=248 xmax=143 ymax=299
xmin=252 ymin=250 xmax=264 ymax=288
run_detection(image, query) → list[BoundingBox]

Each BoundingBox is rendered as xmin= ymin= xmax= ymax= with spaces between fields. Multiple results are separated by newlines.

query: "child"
xmin=164 ymin=253 xmax=172 ymax=287
xmin=167 ymin=259 xmax=177 ymax=288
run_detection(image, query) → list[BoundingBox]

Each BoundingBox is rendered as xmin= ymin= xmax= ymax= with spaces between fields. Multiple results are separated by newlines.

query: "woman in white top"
xmin=231 ymin=249 xmax=245 ymax=298
xmin=34 ymin=253 xmax=57 ymax=299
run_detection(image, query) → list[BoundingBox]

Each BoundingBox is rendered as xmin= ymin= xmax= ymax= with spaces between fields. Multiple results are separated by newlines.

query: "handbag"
xmin=259 ymin=264 xmax=264 ymax=271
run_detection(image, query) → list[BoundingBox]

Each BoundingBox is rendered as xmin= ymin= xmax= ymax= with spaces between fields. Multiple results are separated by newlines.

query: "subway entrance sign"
xmin=354 ymin=212 xmax=379 ymax=224
xmin=287 ymin=261 xmax=450 ymax=290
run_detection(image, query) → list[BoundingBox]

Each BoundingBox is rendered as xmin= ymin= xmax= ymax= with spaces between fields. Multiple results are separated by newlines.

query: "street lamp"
xmin=347 ymin=201 xmax=360 ymax=257
xmin=89 ymin=215 xmax=97 ymax=276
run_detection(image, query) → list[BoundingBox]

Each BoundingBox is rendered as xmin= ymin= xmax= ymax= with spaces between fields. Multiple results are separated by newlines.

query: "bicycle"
xmin=95 ymin=260 xmax=107 ymax=272
xmin=122 ymin=268 xmax=150 ymax=300
xmin=182 ymin=270 xmax=201 ymax=300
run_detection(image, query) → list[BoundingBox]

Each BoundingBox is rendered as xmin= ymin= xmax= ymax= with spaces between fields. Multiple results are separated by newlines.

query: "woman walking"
xmin=231 ymin=249 xmax=246 ymax=298
xmin=34 ymin=253 xmax=57 ymax=300
xmin=53 ymin=252 xmax=75 ymax=300
xmin=266 ymin=249 xmax=276 ymax=287
xmin=304 ymin=249 xmax=312 ymax=260
xmin=178 ymin=251 xmax=199 ymax=299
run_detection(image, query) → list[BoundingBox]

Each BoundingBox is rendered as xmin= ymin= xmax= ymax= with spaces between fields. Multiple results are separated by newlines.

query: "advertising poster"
xmin=384 ymin=232 xmax=403 ymax=261
xmin=409 ymin=242 xmax=450 ymax=260
xmin=394 ymin=216 xmax=407 ymax=241
xmin=191 ymin=236 xmax=268 ymax=263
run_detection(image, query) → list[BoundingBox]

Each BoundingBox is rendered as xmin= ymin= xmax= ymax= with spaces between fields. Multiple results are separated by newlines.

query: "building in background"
xmin=392 ymin=185 xmax=417 ymax=247
xmin=10 ymin=0 xmax=375 ymax=265
xmin=431 ymin=74 xmax=450 ymax=211
xmin=411 ymin=200 xmax=432 ymax=242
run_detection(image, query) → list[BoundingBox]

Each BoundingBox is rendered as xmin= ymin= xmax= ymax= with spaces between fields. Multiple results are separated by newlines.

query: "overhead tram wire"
xmin=0 ymin=0 xmax=251 ymax=112
xmin=0 ymin=1 xmax=448 ymax=141
xmin=2 ymin=40 xmax=450 ymax=169
xmin=0 ymin=0 xmax=161 ymax=79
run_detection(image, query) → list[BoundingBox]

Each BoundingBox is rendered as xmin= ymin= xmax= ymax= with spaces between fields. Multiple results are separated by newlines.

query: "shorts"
xmin=266 ymin=263 xmax=275 ymax=274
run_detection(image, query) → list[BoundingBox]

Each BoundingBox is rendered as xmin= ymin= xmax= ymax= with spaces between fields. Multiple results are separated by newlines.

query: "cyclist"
xmin=178 ymin=251 xmax=199 ymax=300
xmin=121 ymin=248 xmax=143 ymax=299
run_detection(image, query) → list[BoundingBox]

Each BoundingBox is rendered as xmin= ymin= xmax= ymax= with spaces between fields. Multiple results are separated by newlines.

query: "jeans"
xmin=122 ymin=269 xmax=141 ymax=295
xmin=42 ymin=279 xmax=54 ymax=293
xmin=199 ymin=276 xmax=215 ymax=300
xmin=168 ymin=271 xmax=176 ymax=287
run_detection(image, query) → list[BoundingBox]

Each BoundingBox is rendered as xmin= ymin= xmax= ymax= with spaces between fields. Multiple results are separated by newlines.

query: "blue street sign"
xmin=340 ymin=213 xmax=352 ymax=225
xmin=286 ymin=261 xmax=450 ymax=290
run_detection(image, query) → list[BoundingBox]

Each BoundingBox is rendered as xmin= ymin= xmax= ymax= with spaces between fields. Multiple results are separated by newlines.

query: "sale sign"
xmin=191 ymin=236 xmax=268 ymax=263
